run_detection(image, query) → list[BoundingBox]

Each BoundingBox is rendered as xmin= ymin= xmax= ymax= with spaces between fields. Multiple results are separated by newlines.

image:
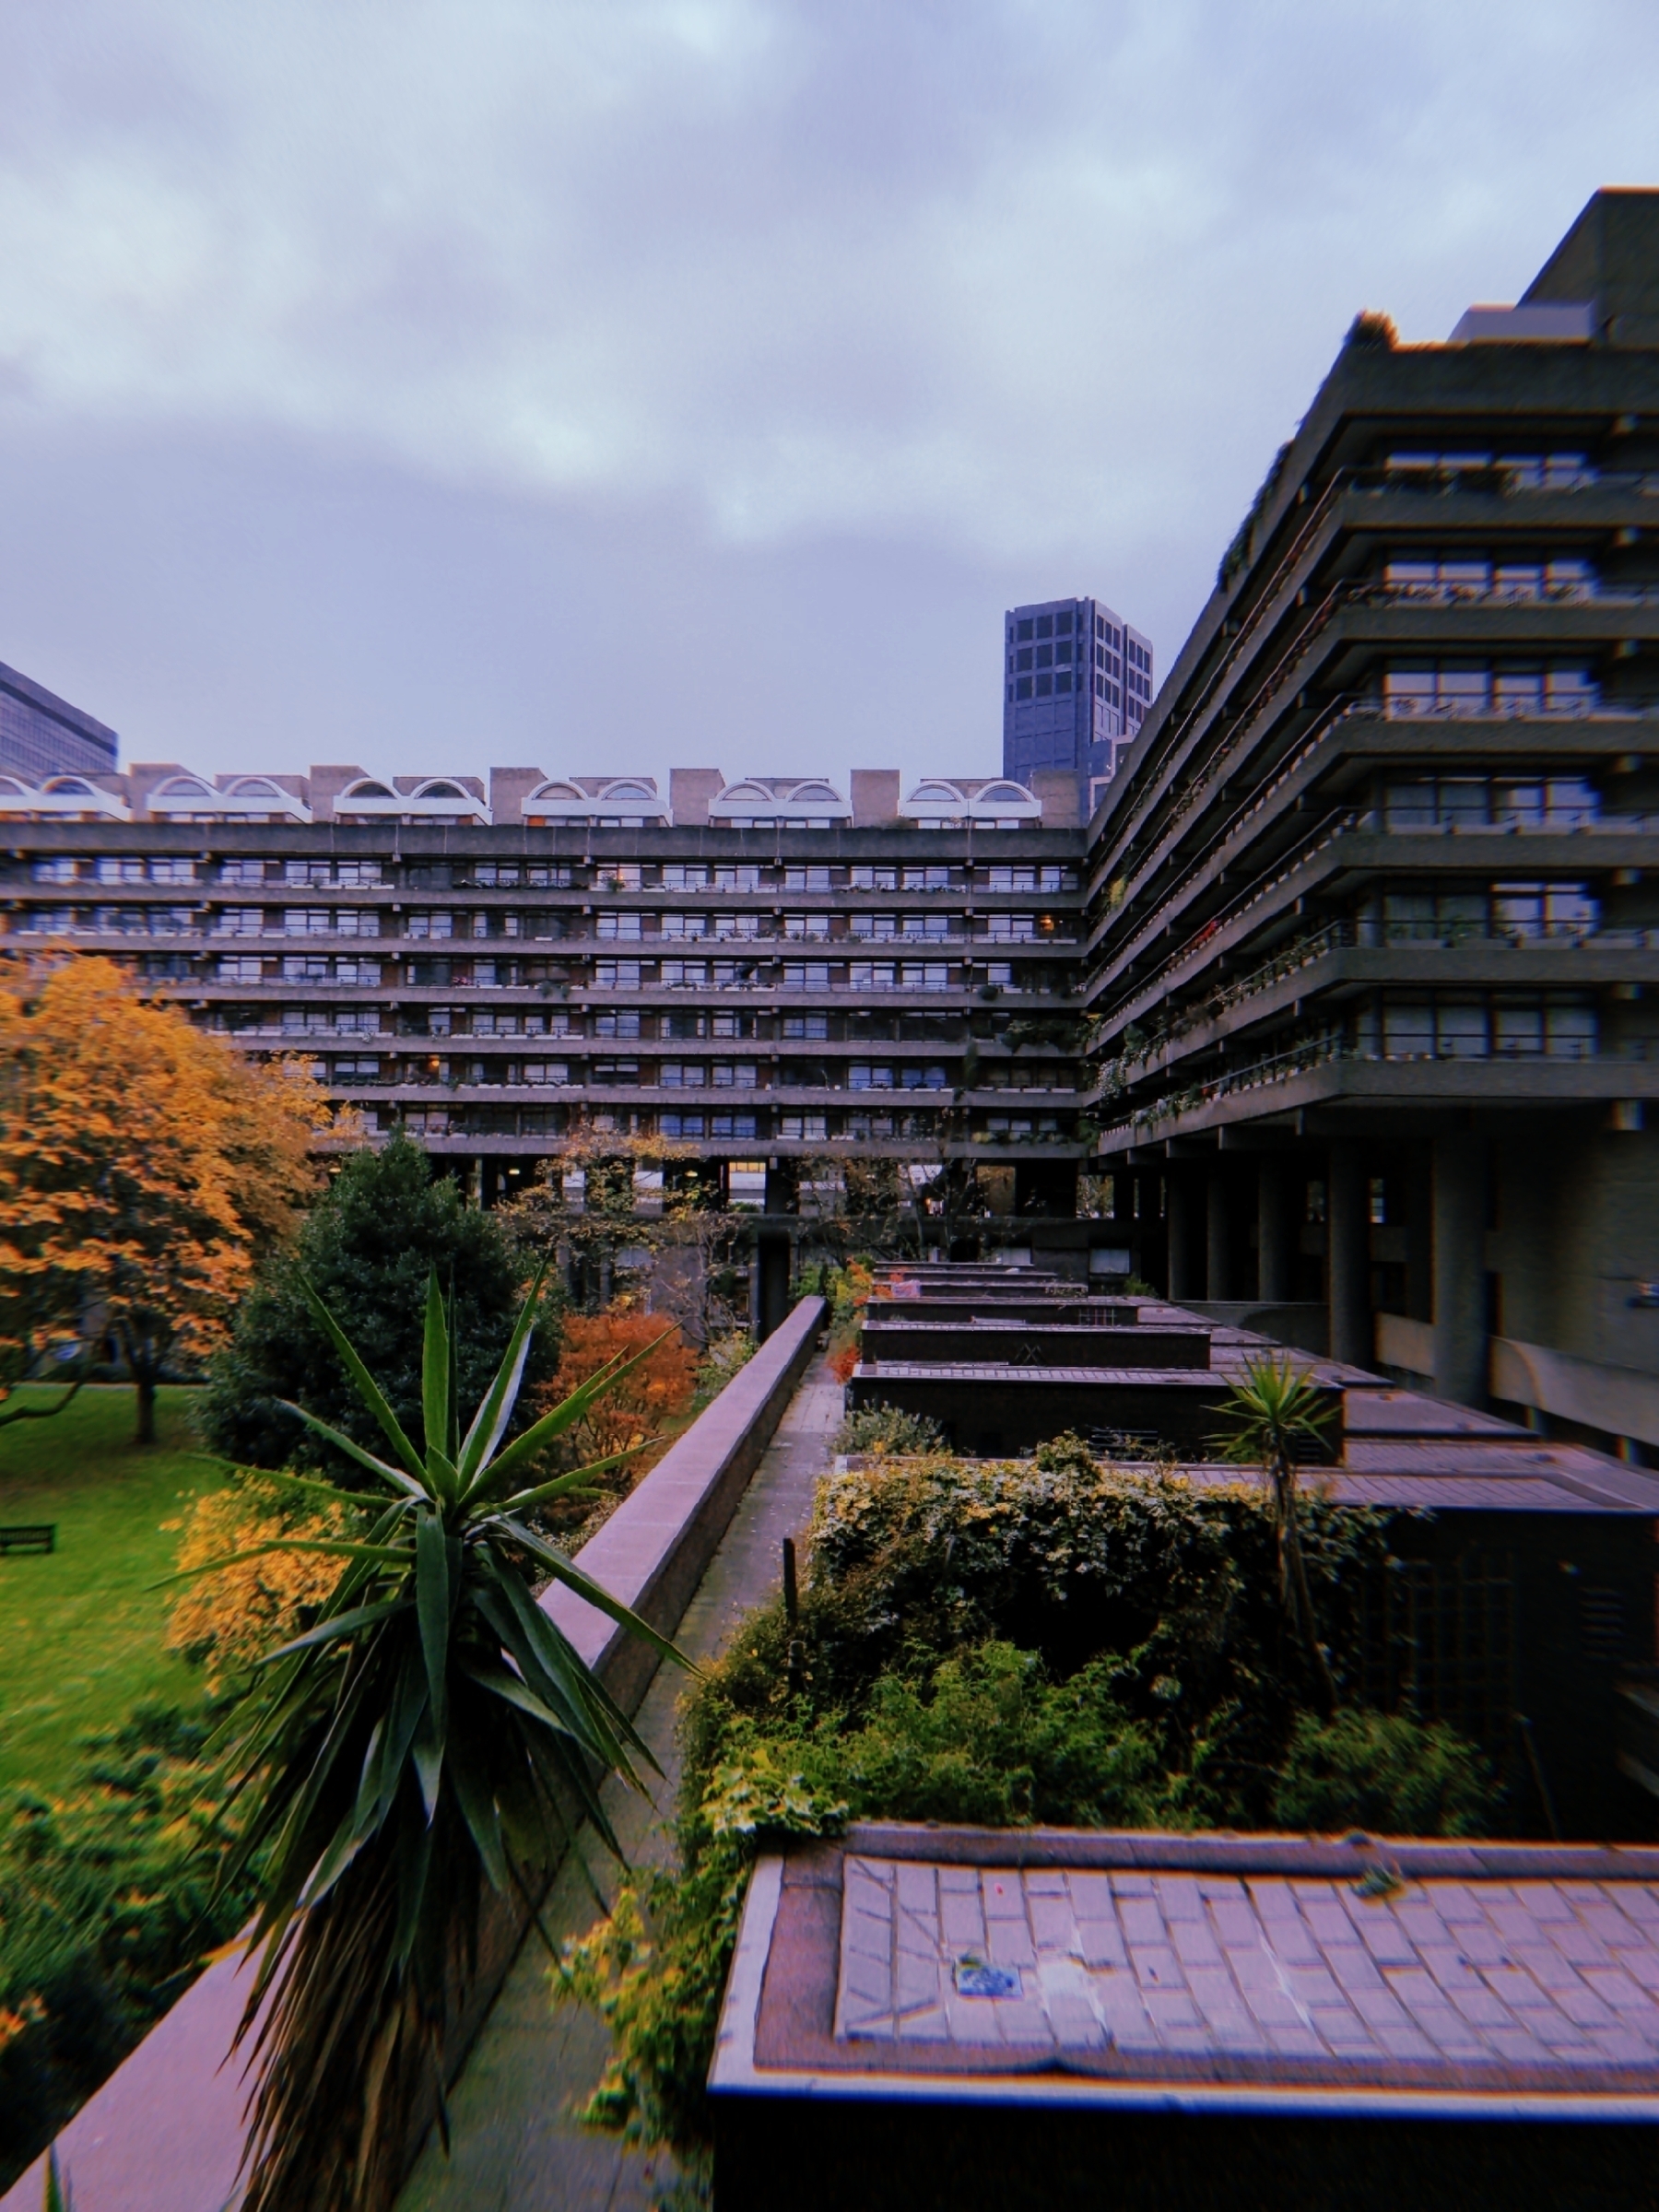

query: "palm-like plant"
xmin=1211 ymin=1353 xmax=1337 ymax=1716
xmin=184 ymin=1264 xmax=687 ymax=2212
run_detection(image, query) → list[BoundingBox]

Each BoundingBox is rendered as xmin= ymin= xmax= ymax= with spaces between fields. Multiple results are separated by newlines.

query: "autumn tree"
xmin=0 ymin=958 xmax=325 ymax=1442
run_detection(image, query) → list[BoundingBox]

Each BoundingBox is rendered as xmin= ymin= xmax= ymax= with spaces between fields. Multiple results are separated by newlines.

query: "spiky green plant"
xmin=180 ymin=1263 xmax=687 ymax=2212
xmin=1211 ymin=1353 xmax=1336 ymax=1715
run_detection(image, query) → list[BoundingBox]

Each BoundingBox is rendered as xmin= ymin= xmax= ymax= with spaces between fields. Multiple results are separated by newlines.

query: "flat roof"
xmin=712 ymin=1824 xmax=1659 ymax=2118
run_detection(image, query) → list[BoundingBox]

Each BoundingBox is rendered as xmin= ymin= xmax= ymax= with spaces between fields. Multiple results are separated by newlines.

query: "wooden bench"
xmin=0 ymin=1524 xmax=55 ymax=1555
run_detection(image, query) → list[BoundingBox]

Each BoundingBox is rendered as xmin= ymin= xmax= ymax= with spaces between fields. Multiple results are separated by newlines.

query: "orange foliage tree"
xmin=528 ymin=1305 xmax=698 ymax=1524
xmin=0 ymin=958 xmax=329 ymax=1441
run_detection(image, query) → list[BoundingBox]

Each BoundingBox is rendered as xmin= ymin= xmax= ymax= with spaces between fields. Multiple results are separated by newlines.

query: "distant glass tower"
xmin=0 ymin=660 xmax=119 ymax=782
xmin=1002 ymin=596 xmax=1153 ymax=815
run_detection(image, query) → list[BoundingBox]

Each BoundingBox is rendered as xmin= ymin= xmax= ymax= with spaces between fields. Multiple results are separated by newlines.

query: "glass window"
xmin=783 ymin=1012 xmax=828 ymax=1039
xmin=783 ymin=865 xmax=833 ymax=892
xmin=594 ymin=1011 xmax=641 ymax=1038
xmin=663 ymin=865 xmax=710 ymax=889
xmin=662 ymin=959 xmax=709 ymax=987
xmin=596 ymin=912 xmax=644 ymax=940
xmin=1017 ymin=618 xmax=1033 ymax=641
xmin=595 ymin=959 xmax=642 ymax=988
xmin=1035 ymin=643 xmax=1053 ymax=668
xmin=1036 ymin=616 xmax=1053 ymax=638
xmin=851 ymin=962 xmax=897 ymax=991
xmin=782 ymin=962 xmax=830 ymax=989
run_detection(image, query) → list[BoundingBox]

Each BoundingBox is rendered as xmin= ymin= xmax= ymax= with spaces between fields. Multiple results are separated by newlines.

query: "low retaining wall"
xmin=2 ymin=1295 xmax=825 ymax=2212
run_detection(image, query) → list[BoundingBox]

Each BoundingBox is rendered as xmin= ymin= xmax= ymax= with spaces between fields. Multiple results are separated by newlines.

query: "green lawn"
xmin=0 ymin=1385 xmax=232 ymax=1796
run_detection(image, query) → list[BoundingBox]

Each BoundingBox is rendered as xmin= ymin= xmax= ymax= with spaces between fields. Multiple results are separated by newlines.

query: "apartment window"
xmin=851 ymin=961 xmax=897 ymax=991
xmin=1492 ymin=882 xmax=1599 ymax=938
xmin=901 ymin=867 xmax=951 ymax=891
xmin=1015 ymin=677 xmax=1032 ymax=699
xmin=659 ymin=1063 xmax=706 ymax=1088
xmin=335 ymin=959 xmax=380 ymax=987
xmin=522 ymin=1062 xmax=571 ymax=1087
xmin=1376 ymin=995 xmax=1596 ymax=1060
xmin=899 ymin=962 xmax=949 ymax=990
xmin=218 ymin=953 xmax=265 ymax=982
xmin=783 ymin=1013 xmax=829 ymax=1040
xmin=988 ymin=865 xmax=1036 ymax=892
xmin=406 ymin=912 xmax=454 ymax=939
xmin=1382 ymin=777 xmax=1601 ymax=831
xmin=594 ymin=1060 xmax=640 ymax=1085
xmin=661 ymin=959 xmax=707 ymax=987
xmin=1017 ymin=618 xmax=1033 ymax=641
xmin=335 ymin=909 xmax=378 ymax=939
xmin=983 ymin=914 xmax=1038 ymax=943
xmin=852 ymin=913 xmax=899 ymax=941
xmin=662 ymin=865 xmax=710 ymax=889
xmin=851 ymin=865 xmax=899 ymax=892
xmin=218 ymin=857 xmax=268 ymax=885
xmin=595 ymin=960 xmax=643 ymax=988
xmin=284 ymin=861 xmax=333 ymax=888
xmin=594 ymin=1011 xmax=642 ymax=1038
xmin=1382 ymin=664 xmax=1599 ymax=717
xmin=712 ymin=912 xmax=762 ymax=939
xmin=850 ymin=1064 xmax=895 ymax=1089
xmin=783 ymin=962 xmax=830 ymax=989
xmin=712 ymin=959 xmax=761 ymax=987
xmin=332 ymin=1058 xmax=382 ymax=1083
xmin=661 ymin=1112 xmax=703 ymax=1136
xmin=471 ymin=863 xmax=518 ymax=888
xmin=899 ymin=913 xmax=949 ymax=941
xmin=784 ymin=913 xmax=831 ymax=939
xmin=780 ymin=1112 xmax=828 ymax=1140
xmin=713 ymin=1063 xmax=758 ymax=1088
xmin=713 ymin=865 xmax=762 ymax=892
xmin=784 ymin=865 xmax=833 ymax=892
xmin=597 ymin=912 xmax=644 ymax=940
xmin=147 ymin=858 xmax=196 ymax=885
xmin=95 ymin=857 xmax=146 ymax=885
xmin=900 ymin=1065 xmax=948 ymax=1090
xmin=1036 ymin=616 xmax=1053 ymax=638
xmin=282 ymin=954 xmax=330 ymax=982
xmin=661 ymin=912 xmax=711 ymax=940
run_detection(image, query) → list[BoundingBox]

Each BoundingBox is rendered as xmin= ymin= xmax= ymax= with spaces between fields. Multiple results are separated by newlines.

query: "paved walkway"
xmin=399 ymin=1353 xmax=844 ymax=2212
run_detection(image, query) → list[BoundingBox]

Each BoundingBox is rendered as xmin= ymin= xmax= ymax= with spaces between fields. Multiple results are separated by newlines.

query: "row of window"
xmin=1354 ymin=994 xmax=1599 ymax=1059
xmin=21 ymin=855 xmax=1077 ymax=893
xmin=1380 ymin=665 xmax=1599 ymax=715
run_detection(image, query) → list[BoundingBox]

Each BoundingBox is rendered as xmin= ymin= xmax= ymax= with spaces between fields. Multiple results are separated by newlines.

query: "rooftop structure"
xmin=1003 ymin=595 xmax=1154 ymax=816
xmin=1080 ymin=187 xmax=1659 ymax=1448
xmin=712 ymin=1823 xmax=1659 ymax=2211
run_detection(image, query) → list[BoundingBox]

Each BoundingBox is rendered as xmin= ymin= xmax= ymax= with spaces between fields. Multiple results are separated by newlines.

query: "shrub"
xmin=830 ymin=1403 xmax=946 ymax=1457
xmin=0 ymin=1704 xmax=255 ymax=2194
xmin=1273 ymin=1709 xmax=1500 ymax=1838
xmin=691 ymin=1331 xmax=754 ymax=1410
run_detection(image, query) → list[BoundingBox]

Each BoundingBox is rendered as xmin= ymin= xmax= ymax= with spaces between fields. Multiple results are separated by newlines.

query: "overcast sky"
xmin=3 ymin=0 xmax=1659 ymax=793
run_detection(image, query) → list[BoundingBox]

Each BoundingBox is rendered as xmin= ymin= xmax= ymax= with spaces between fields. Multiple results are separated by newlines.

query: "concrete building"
xmin=0 ymin=763 xmax=1088 ymax=1228
xmin=0 ymin=659 xmax=119 ymax=785
xmin=1081 ymin=186 xmax=1659 ymax=1460
xmin=1003 ymin=595 xmax=1154 ymax=814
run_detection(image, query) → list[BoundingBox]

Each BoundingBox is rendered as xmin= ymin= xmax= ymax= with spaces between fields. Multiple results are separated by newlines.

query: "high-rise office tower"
xmin=0 ymin=660 xmax=119 ymax=783
xmin=1002 ymin=596 xmax=1154 ymax=815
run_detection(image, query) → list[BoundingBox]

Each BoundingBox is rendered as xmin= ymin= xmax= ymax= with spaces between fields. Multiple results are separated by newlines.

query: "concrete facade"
xmin=1081 ymin=188 xmax=1659 ymax=1446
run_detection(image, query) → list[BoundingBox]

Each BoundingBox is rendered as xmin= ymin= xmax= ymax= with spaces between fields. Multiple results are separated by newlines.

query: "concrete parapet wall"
xmin=1 ymin=1295 xmax=825 ymax=2212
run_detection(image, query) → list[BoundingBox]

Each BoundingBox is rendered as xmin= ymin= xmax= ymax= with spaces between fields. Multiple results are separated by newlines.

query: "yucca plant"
xmin=1211 ymin=1353 xmax=1337 ymax=1715
xmin=182 ymin=1263 xmax=687 ymax=2212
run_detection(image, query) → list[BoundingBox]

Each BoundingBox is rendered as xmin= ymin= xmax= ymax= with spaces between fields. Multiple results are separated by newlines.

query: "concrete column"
xmin=1206 ymin=1173 xmax=1230 ymax=1301
xmin=1257 ymin=1158 xmax=1292 ymax=1303
xmin=1326 ymin=1139 xmax=1371 ymax=1370
xmin=1166 ymin=1173 xmax=1199 ymax=1300
xmin=1406 ymin=1144 xmax=1434 ymax=1322
xmin=1432 ymin=1131 xmax=1488 ymax=1406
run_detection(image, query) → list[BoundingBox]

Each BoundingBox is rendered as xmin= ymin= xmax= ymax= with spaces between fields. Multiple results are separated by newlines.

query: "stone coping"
xmin=711 ymin=1824 xmax=1659 ymax=2119
xmin=2 ymin=1296 xmax=824 ymax=2212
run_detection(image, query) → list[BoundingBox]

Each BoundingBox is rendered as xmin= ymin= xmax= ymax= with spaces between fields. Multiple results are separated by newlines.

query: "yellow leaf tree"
xmin=0 ymin=957 xmax=329 ymax=1441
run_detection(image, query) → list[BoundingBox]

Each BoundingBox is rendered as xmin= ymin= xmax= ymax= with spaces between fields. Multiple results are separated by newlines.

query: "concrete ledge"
xmin=1 ymin=1295 xmax=825 ymax=2212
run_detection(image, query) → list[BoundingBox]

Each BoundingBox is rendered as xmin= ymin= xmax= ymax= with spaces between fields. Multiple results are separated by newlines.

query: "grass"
xmin=0 ymin=1385 xmax=231 ymax=1796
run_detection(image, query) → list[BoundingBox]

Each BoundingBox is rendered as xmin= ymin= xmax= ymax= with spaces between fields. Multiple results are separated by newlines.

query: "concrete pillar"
xmin=1326 ymin=1140 xmax=1371 ymax=1370
xmin=1432 ymin=1131 xmax=1488 ymax=1406
xmin=1257 ymin=1159 xmax=1292 ymax=1302
xmin=1166 ymin=1173 xmax=1199 ymax=1301
xmin=1206 ymin=1173 xmax=1230 ymax=1301
xmin=1406 ymin=1145 xmax=1434 ymax=1322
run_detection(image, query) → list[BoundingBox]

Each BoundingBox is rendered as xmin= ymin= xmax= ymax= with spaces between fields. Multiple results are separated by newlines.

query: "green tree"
xmin=200 ymin=1136 xmax=559 ymax=1478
